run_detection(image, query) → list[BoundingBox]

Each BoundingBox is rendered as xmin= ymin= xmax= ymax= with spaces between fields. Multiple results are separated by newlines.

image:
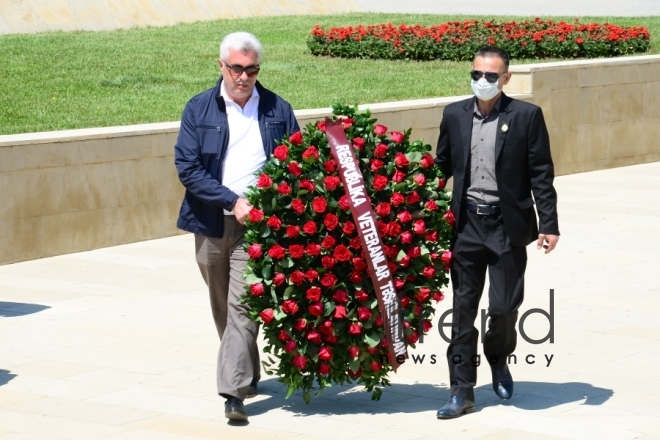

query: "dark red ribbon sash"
xmin=325 ymin=118 xmax=407 ymax=371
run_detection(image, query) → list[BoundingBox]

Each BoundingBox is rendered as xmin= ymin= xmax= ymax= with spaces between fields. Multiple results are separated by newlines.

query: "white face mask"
xmin=471 ymin=78 xmax=501 ymax=101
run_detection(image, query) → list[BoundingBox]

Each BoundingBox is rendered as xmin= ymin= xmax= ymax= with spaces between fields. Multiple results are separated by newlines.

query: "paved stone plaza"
xmin=1 ymin=161 xmax=660 ymax=439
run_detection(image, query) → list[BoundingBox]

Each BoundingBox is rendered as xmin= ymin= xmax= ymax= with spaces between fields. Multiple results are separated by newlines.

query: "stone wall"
xmin=1 ymin=55 xmax=659 ymax=265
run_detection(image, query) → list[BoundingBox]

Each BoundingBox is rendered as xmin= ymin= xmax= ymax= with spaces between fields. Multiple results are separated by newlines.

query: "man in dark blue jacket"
xmin=174 ymin=32 xmax=299 ymax=421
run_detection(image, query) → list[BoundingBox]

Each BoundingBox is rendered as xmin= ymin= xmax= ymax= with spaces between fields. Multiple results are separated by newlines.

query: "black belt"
xmin=466 ymin=202 xmax=501 ymax=215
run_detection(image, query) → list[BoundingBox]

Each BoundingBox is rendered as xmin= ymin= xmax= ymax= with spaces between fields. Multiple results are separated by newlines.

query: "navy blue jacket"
xmin=174 ymin=78 xmax=299 ymax=238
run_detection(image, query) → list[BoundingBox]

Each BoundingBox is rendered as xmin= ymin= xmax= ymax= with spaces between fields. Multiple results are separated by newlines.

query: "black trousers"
xmin=446 ymin=209 xmax=527 ymax=401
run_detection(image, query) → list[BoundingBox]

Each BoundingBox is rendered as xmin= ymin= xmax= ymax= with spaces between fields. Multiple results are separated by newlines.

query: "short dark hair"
xmin=474 ymin=46 xmax=510 ymax=71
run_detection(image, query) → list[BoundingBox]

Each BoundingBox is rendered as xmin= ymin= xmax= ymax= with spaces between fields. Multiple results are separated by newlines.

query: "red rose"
xmin=420 ymin=153 xmax=434 ymax=168
xmin=278 ymin=329 xmax=291 ymax=342
xmin=273 ymin=144 xmax=288 ymax=161
xmin=305 ymin=287 xmax=321 ymax=301
xmin=413 ymin=219 xmax=426 ymax=235
xmin=321 ymin=235 xmax=336 ymax=249
xmin=349 ymin=237 xmax=361 ymax=249
xmin=342 ymin=221 xmax=356 ymax=235
xmin=318 ymin=346 xmax=333 ymax=361
xmin=324 ymin=176 xmax=340 ymax=191
xmin=375 ymin=315 xmax=383 ymax=327
xmin=348 ymin=322 xmax=363 ymax=335
xmin=394 ymin=278 xmax=405 ymax=290
xmin=288 ymin=161 xmax=302 ymax=177
xmin=332 ymin=289 xmax=349 ymax=303
xmin=273 ymin=273 xmax=286 ymax=286
xmin=257 ymin=173 xmax=273 ymax=188
xmin=353 ymin=257 xmax=367 ymax=271
xmin=425 ymin=200 xmax=439 ymax=211
xmin=366 ymin=345 xmax=378 ymax=355
xmin=407 ymin=246 xmax=422 ymax=258
xmin=319 ymin=320 xmax=334 ymax=336
xmin=413 ymin=174 xmax=426 ymax=186
xmin=286 ymin=225 xmax=301 ymax=239
xmin=292 ymin=354 xmax=308 ymax=370
xmin=338 ymin=195 xmax=350 ymax=211
xmin=302 ymin=146 xmax=319 ymax=162
xmin=416 ymin=287 xmax=431 ymax=302
xmin=290 ymin=270 xmax=305 ymax=286
xmin=392 ymin=170 xmax=406 ymax=183
xmin=398 ymin=255 xmax=411 ymax=267
xmin=388 ymin=261 xmax=397 ymax=273
xmin=302 ymin=221 xmax=317 ymax=235
xmin=390 ymin=131 xmax=405 ymax=144
xmin=306 ymin=269 xmax=319 ymax=282
xmin=250 ymin=283 xmax=265 ymax=296
xmin=349 ymin=271 xmax=363 ymax=283
xmin=341 ymin=117 xmax=354 ymax=129
xmin=308 ymin=301 xmax=323 ymax=317
xmin=373 ymin=175 xmax=389 ymax=191
xmin=394 ymin=153 xmax=409 ymax=168
xmin=312 ymin=197 xmax=327 ymax=213
xmin=259 ymin=308 xmax=274 ymax=324
xmin=324 ymin=334 xmax=338 ymax=345
xmin=432 ymin=291 xmax=445 ymax=302
xmin=291 ymin=198 xmax=306 ymax=214
xmin=370 ymin=360 xmax=382 ymax=372
xmin=371 ymin=159 xmax=385 ymax=171
xmin=324 ymin=213 xmax=339 ymax=230
xmin=441 ymin=250 xmax=453 ymax=268
xmin=397 ymin=211 xmax=413 ymax=223
xmin=358 ymin=306 xmax=372 ymax=321
xmin=386 ymin=244 xmax=399 ymax=259
xmin=407 ymin=329 xmax=419 ymax=344
xmin=438 ymin=178 xmax=447 ymax=189
xmin=443 ymin=210 xmax=456 ymax=227
xmin=425 ymin=231 xmax=438 ymax=242
xmin=283 ymin=340 xmax=297 ymax=352
xmin=321 ymin=256 xmax=336 ymax=269
xmin=375 ymin=202 xmax=391 ymax=217
xmin=267 ymin=215 xmax=282 ymax=230
xmin=355 ymin=289 xmax=369 ymax=301
xmin=317 ymin=363 xmax=331 ymax=375
xmin=406 ymin=191 xmax=421 ymax=205
xmin=334 ymin=305 xmax=347 ymax=319
xmin=305 ymin=243 xmax=321 ymax=256
xmin=277 ymin=182 xmax=292 ymax=195
xmin=348 ymin=345 xmax=360 ymax=359
xmin=374 ymin=143 xmax=388 ymax=158
xmin=282 ymin=299 xmax=299 ymax=315
xmin=352 ymin=137 xmax=366 ymax=150
xmin=293 ymin=318 xmax=307 ymax=332
xmin=307 ymin=329 xmax=322 ymax=344
xmin=377 ymin=221 xmax=388 ymax=236
xmin=333 ymin=245 xmax=352 ymax=262
xmin=247 ymin=244 xmax=262 ymax=259
xmin=401 ymin=296 xmax=410 ymax=308
xmin=423 ymin=320 xmax=433 ymax=332
xmin=323 ymin=159 xmax=337 ymax=174
xmin=248 ymin=208 xmax=264 ymax=223
xmin=317 ymin=121 xmax=326 ymax=132
xmin=300 ymin=179 xmax=315 ymax=192
xmin=348 ymin=367 xmax=362 ymax=378
xmin=320 ymin=273 xmax=337 ymax=288
xmin=400 ymin=231 xmax=413 ymax=244
xmin=387 ymin=222 xmax=402 ymax=237
xmin=390 ymin=192 xmax=405 ymax=206
xmin=268 ymin=244 xmax=286 ymax=259
xmin=374 ymin=124 xmax=388 ymax=135
xmin=289 ymin=131 xmax=304 ymax=145
xmin=289 ymin=245 xmax=304 ymax=259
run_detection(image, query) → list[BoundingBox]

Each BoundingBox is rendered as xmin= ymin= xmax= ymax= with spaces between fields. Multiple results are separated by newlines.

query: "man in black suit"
xmin=434 ymin=47 xmax=559 ymax=419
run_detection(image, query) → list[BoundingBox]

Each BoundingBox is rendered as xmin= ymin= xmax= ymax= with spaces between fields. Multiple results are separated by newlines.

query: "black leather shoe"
xmin=225 ymin=396 xmax=247 ymax=421
xmin=491 ymin=364 xmax=514 ymax=400
xmin=246 ymin=377 xmax=259 ymax=399
xmin=436 ymin=396 xmax=475 ymax=419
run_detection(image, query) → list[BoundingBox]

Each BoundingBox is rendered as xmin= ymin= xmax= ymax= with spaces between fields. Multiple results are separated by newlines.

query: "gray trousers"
xmin=194 ymin=216 xmax=260 ymax=401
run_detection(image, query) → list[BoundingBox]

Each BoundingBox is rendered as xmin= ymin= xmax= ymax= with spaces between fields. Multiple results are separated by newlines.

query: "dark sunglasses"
xmin=470 ymin=70 xmax=506 ymax=83
xmin=224 ymin=63 xmax=260 ymax=78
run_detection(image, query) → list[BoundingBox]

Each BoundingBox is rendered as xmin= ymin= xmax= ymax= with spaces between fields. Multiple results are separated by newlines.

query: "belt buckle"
xmin=476 ymin=204 xmax=487 ymax=215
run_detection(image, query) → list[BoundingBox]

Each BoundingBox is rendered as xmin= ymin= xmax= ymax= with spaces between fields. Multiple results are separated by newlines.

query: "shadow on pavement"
xmin=0 ymin=370 xmax=17 ymax=386
xmin=247 ymin=378 xmax=612 ymax=416
xmin=0 ymin=302 xmax=50 ymax=317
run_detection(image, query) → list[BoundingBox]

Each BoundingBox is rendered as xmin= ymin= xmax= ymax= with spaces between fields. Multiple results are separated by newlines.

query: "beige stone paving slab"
xmin=0 ymin=390 xmax=43 ymax=407
xmin=104 ymin=429 xmax=203 ymax=440
xmin=474 ymin=430 xmax=567 ymax=440
xmin=34 ymin=380 xmax=123 ymax=400
xmin=9 ymin=361 xmax=100 ymax=379
xmin=0 ymin=409 xmax=132 ymax=439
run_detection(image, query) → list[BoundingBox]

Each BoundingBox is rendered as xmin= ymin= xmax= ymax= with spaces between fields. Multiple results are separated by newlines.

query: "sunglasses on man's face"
xmin=470 ymin=70 xmax=506 ymax=83
xmin=224 ymin=63 xmax=260 ymax=78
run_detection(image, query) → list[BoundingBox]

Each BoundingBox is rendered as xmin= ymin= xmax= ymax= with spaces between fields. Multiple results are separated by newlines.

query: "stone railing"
xmin=1 ymin=55 xmax=659 ymax=265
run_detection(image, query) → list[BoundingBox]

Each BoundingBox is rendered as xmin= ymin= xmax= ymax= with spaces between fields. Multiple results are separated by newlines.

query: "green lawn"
xmin=1 ymin=13 xmax=659 ymax=135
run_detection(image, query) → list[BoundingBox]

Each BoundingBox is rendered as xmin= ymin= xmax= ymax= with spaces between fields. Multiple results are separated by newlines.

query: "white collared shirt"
xmin=220 ymin=82 xmax=265 ymax=214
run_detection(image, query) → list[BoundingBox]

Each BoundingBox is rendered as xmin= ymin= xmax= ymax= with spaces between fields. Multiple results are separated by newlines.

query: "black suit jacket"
xmin=435 ymin=93 xmax=559 ymax=247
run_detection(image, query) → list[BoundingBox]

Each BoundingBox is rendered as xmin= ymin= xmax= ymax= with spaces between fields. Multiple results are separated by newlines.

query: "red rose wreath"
xmin=242 ymin=104 xmax=454 ymax=402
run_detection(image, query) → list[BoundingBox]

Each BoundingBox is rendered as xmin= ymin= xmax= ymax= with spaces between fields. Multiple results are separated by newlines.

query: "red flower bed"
xmin=308 ymin=18 xmax=650 ymax=61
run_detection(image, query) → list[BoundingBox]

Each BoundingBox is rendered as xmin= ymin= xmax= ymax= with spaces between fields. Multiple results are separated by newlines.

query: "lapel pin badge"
xmin=501 ymin=124 xmax=509 ymax=133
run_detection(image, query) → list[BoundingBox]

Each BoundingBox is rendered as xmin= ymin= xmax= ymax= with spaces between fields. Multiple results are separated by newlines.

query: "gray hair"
xmin=220 ymin=32 xmax=263 ymax=63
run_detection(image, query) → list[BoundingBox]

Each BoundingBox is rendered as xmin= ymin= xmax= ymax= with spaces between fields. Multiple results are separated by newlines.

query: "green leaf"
xmin=348 ymin=358 xmax=360 ymax=372
xmin=405 ymin=152 xmax=423 ymax=163
xmin=245 ymin=273 xmax=262 ymax=285
xmin=261 ymin=265 xmax=272 ymax=280
xmin=285 ymin=384 xmax=296 ymax=399
xmin=260 ymin=223 xmax=272 ymax=238
xmin=303 ymin=391 xmax=311 ymax=404
xmin=280 ymin=258 xmax=294 ymax=269
xmin=365 ymin=331 xmax=380 ymax=348
xmin=283 ymin=285 xmax=294 ymax=300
